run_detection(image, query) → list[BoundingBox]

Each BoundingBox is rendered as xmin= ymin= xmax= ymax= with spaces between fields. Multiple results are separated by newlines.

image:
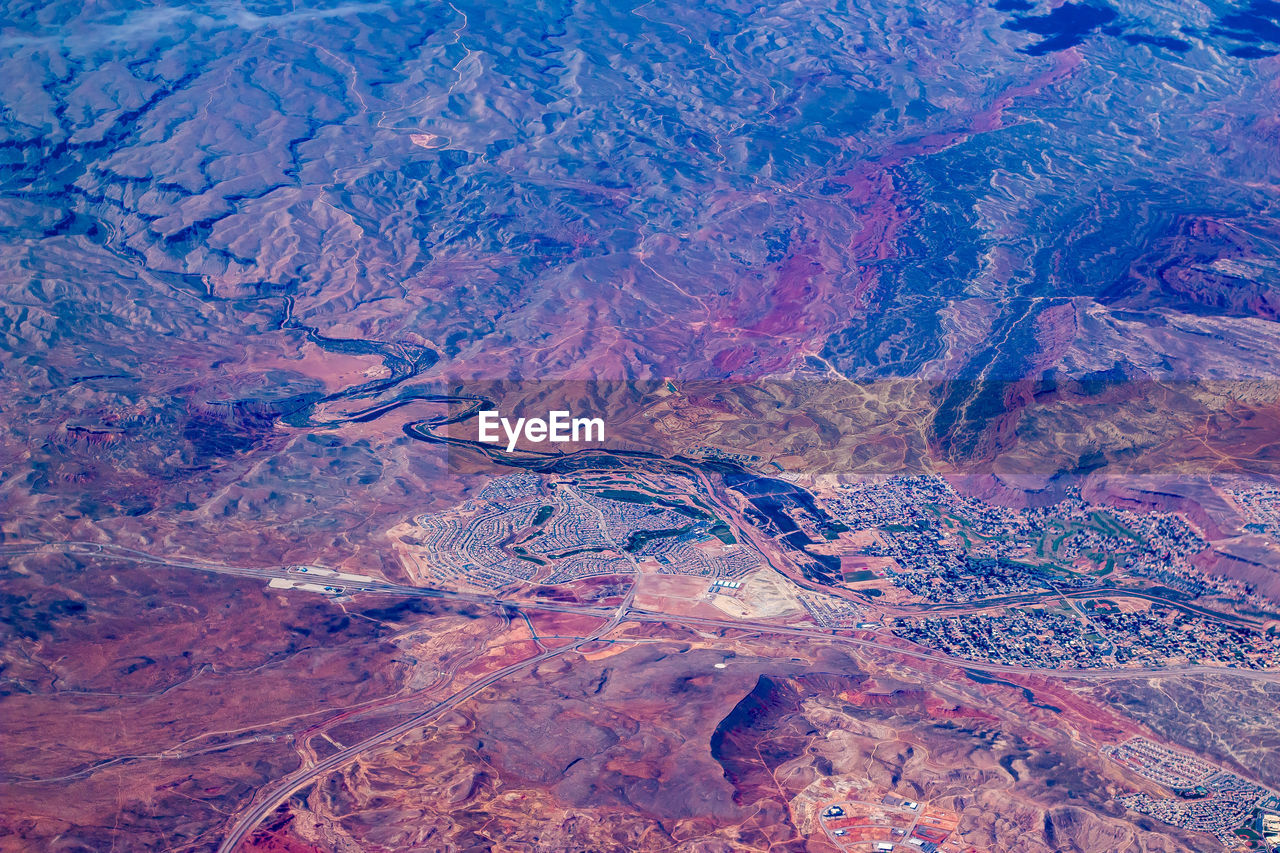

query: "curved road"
xmin=214 ymin=587 xmax=635 ymax=853
xmin=7 ymin=542 xmax=1279 ymax=686
xmin=9 ymin=539 xmax=1280 ymax=851
xmin=906 ymin=586 xmax=1270 ymax=628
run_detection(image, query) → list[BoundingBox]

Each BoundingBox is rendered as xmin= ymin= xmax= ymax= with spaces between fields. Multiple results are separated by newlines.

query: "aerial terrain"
xmin=2 ymin=0 xmax=1280 ymax=851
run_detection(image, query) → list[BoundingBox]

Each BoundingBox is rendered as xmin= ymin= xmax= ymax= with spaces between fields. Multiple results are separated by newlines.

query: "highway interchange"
xmin=7 ymin=539 xmax=1280 ymax=851
xmin=10 ymin=541 xmax=1276 ymax=685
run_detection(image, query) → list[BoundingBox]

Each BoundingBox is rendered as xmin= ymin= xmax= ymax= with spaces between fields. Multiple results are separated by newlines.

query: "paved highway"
xmin=906 ymin=585 xmax=1271 ymax=628
xmin=8 ymin=541 xmax=1278 ymax=686
xmin=214 ymin=586 xmax=635 ymax=853
xmin=10 ymin=539 xmax=1280 ymax=852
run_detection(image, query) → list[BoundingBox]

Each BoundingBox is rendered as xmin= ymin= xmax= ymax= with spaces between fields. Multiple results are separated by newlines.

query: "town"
xmin=1234 ymin=485 xmax=1280 ymax=540
xmin=827 ymin=476 xmax=1274 ymax=610
xmin=389 ymin=471 xmax=1280 ymax=674
xmin=892 ymin=602 xmax=1280 ymax=671
xmin=1104 ymin=738 xmax=1278 ymax=848
xmin=394 ymin=472 xmax=762 ymax=591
